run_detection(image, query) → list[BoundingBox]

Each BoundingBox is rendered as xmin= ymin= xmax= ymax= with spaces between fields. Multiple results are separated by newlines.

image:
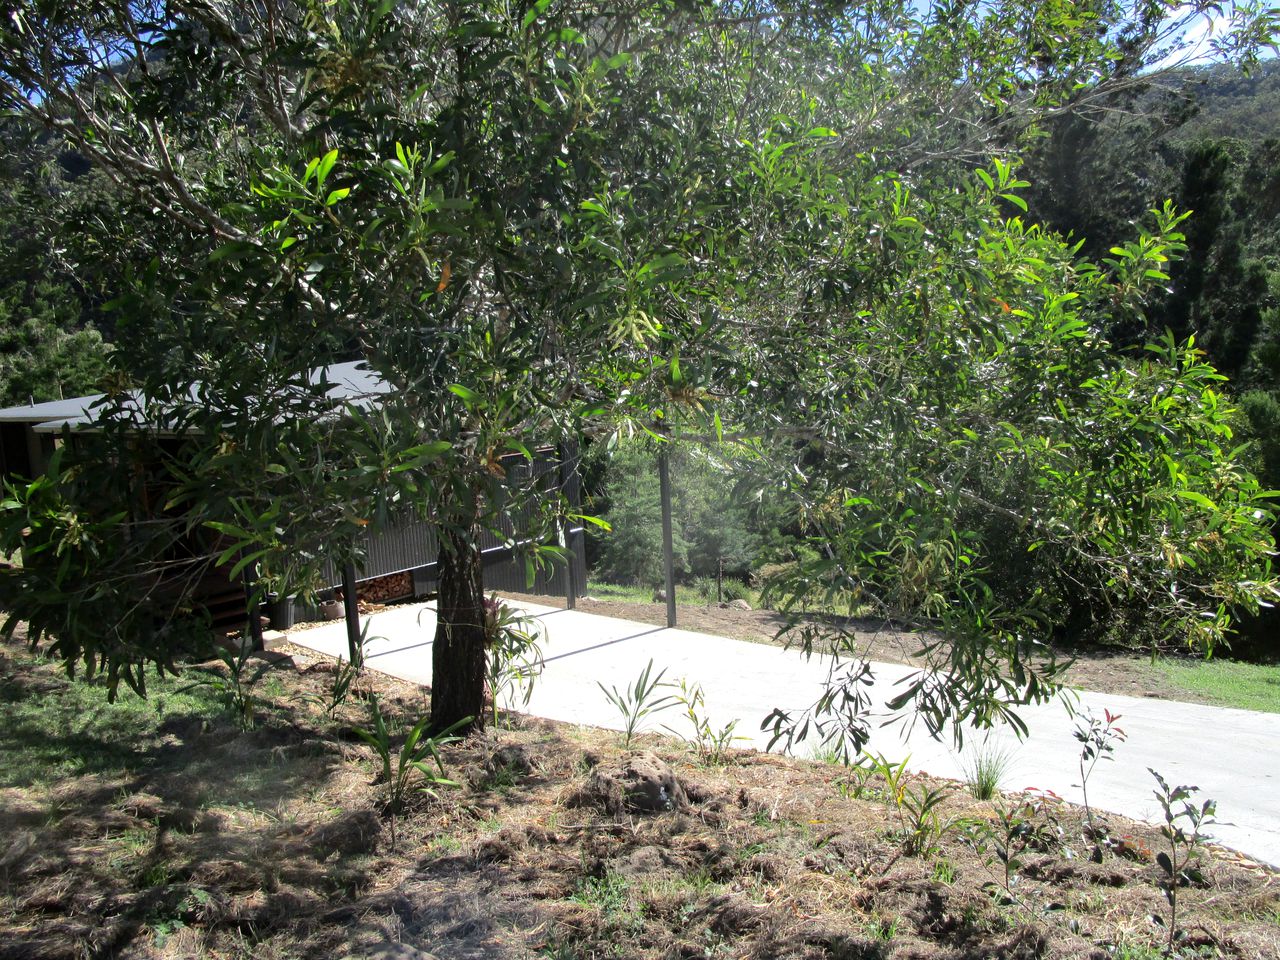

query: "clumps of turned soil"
xmin=0 ymin=635 xmax=1277 ymax=960
xmin=566 ymin=750 xmax=690 ymax=814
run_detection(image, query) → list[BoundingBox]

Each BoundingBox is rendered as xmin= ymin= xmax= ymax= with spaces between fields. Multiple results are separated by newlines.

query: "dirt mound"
xmin=568 ymin=751 xmax=689 ymax=814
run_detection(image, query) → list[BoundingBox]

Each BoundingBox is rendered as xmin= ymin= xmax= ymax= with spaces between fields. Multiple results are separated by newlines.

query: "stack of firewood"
xmin=339 ymin=571 xmax=412 ymax=606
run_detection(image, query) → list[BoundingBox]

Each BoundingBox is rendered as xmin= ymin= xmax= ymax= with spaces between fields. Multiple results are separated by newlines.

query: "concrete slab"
xmin=287 ymin=598 xmax=1280 ymax=867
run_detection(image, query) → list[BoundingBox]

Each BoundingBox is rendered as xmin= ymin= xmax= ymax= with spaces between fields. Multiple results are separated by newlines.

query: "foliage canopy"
xmin=0 ymin=0 xmax=1275 ymax=742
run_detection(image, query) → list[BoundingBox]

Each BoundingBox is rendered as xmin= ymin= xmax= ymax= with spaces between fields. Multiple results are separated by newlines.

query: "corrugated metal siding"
xmin=319 ymin=511 xmax=439 ymax=586
xmin=359 ymin=514 xmax=439 ymax=582
xmin=320 ymin=448 xmax=586 ymax=601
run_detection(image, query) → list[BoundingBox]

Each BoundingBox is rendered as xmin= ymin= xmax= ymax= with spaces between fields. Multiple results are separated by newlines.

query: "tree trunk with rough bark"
xmin=430 ymin=523 xmax=487 ymax=735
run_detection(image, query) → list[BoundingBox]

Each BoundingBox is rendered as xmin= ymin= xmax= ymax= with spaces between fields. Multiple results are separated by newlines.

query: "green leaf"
xmin=522 ymin=0 xmax=552 ymax=30
xmin=569 ymin=513 xmax=612 ymax=531
xmin=425 ymin=151 xmax=456 ymax=175
xmin=636 ymin=252 xmax=683 ymax=278
xmin=1173 ymin=490 xmax=1217 ymax=510
xmin=325 ymin=187 xmax=351 ymax=206
xmin=315 ymin=149 xmax=339 ymax=188
xmin=228 ymin=548 xmax=269 ymax=580
xmin=208 ymin=241 xmax=258 ymax=263
xmin=448 ymin=384 xmax=480 ymax=403
xmin=390 ymin=441 xmax=453 ymax=471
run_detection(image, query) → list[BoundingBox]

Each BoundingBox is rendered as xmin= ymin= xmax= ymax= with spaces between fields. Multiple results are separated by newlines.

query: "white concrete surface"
xmin=287 ymin=598 xmax=1280 ymax=867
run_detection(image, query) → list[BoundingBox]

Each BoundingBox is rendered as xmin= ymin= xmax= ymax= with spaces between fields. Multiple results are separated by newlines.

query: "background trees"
xmin=0 ymin=0 xmax=1276 ymax=745
xmin=585 ymin=439 xmax=769 ymax=589
xmin=0 ymin=127 xmax=117 ymax=406
xmin=1022 ymin=59 xmax=1280 ymax=657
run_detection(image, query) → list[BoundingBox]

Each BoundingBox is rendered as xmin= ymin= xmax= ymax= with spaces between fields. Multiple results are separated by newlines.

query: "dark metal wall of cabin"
xmin=315 ymin=508 xmax=587 ymax=600
xmin=0 ymin=423 xmax=57 ymax=481
xmin=279 ymin=446 xmax=587 ymax=628
xmin=0 ymin=423 xmax=33 ymax=479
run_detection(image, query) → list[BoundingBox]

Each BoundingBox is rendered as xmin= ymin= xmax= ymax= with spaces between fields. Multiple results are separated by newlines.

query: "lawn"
xmin=1 ymin=636 xmax=1278 ymax=960
xmin=1156 ymin=657 xmax=1280 ymax=714
xmin=585 ymin=580 xmax=760 ymax=607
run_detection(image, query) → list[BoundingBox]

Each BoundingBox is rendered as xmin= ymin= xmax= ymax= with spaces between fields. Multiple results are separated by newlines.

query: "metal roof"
xmin=0 ymin=393 xmax=106 ymax=424
xmin=0 ymin=360 xmax=394 ymax=435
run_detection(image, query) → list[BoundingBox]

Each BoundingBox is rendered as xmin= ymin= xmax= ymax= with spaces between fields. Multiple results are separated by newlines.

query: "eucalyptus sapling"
xmin=663 ymin=678 xmax=748 ymax=764
xmin=1150 ymin=768 xmax=1216 ymax=954
xmin=1072 ymin=708 xmax=1125 ymax=835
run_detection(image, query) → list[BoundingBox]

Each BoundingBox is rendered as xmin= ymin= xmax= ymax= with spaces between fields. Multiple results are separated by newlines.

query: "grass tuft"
xmin=961 ymin=736 xmax=1015 ymax=800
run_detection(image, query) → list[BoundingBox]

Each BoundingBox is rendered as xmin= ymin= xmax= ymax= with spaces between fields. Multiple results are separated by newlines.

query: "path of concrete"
xmin=285 ymin=598 xmax=1280 ymax=867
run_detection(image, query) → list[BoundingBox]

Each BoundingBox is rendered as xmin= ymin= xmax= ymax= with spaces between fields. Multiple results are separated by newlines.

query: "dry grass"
xmin=0 ymin=637 xmax=1277 ymax=960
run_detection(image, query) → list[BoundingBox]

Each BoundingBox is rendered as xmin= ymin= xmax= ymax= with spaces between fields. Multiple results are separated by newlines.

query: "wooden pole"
xmin=243 ymin=566 xmax=265 ymax=652
xmin=342 ymin=562 xmax=363 ymax=667
xmin=658 ymin=445 xmax=676 ymax=629
xmin=559 ymin=440 xmax=582 ymax=610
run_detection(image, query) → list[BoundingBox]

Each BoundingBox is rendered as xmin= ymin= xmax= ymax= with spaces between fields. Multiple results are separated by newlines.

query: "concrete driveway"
xmin=285 ymin=597 xmax=1280 ymax=867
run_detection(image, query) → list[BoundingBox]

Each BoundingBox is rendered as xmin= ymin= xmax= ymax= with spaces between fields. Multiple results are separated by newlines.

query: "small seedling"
xmin=597 ymin=658 xmax=678 ymax=747
xmin=865 ymin=915 xmax=899 ymax=941
xmin=663 ymin=678 xmax=748 ymax=764
xmin=962 ymin=735 xmax=1015 ymax=801
xmin=179 ymin=640 xmax=279 ymax=730
xmin=867 ymin=752 xmax=912 ymax=806
xmin=835 ymin=753 xmax=879 ymax=800
xmin=1150 ymin=768 xmax=1216 ymax=954
xmin=807 ymin=737 xmax=846 ymax=766
xmin=484 ymin=594 xmax=545 ymax=727
xmin=351 ymin=695 xmax=469 ymax=844
xmin=966 ymin=788 xmax=1063 ymax=902
xmin=299 ymin=654 xmax=361 ymax=719
xmin=898 ymin=783 xmax=955 ymax=857
xmin=1072 ymin=708 xmax=1125 ymax=834
xmin=931 ymin=857 xmax=958 ymax=885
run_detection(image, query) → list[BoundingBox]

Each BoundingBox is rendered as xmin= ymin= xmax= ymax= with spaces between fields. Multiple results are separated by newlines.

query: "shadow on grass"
xmin=0 ymin=647 xmax=384 ymax=960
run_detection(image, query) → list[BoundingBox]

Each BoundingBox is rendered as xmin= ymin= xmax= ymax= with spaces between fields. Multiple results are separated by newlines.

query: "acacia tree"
xmin=0 ymin=0 xmax=1275 ymax=738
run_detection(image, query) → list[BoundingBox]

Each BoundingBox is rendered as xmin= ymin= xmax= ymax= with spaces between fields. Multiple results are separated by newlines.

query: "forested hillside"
xmin=0 ymin=129 xmax=111 ymax=406
xmin=1020 ymin=60 xmax=1280 ymax=655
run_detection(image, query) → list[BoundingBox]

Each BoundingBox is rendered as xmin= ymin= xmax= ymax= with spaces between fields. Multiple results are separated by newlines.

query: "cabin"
xmin=0 ymin=361 xmax=587 ymax=650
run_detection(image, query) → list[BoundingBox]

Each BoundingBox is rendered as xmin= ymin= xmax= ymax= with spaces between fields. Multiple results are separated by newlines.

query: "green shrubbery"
xmin=586 ymin=439 xmax=798 ymax=593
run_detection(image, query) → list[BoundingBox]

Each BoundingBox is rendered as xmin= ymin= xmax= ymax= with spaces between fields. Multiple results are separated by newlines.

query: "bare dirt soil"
xmin=503 ymin=592 xmax=1201 ymax=705
xmin=1 ymin=637 xmax=1276 ymax=960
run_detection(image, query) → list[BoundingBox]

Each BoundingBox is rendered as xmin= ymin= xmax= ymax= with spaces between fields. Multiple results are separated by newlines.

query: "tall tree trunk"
xmin=430 ymin=523 xmax=487 ymax=734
